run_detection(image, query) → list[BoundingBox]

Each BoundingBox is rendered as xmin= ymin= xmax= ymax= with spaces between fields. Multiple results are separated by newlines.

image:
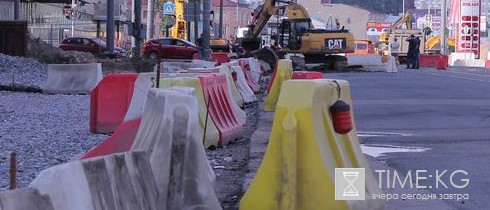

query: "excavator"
xmin=241 ymin=0 xmax=355 ymax=70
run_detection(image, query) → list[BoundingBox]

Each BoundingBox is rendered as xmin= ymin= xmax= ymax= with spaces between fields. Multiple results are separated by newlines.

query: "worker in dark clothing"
xmin=413 ymin=37 xmax=421 ymax=69
xmin=196 ymin=33 xmax=204 ymax=58
xmin=406 ymin=35 xmax=417 ymax=69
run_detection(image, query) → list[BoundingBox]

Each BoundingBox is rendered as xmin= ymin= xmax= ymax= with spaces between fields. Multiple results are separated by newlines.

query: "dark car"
xmin=59 ymin=37 xmax=126 ymax=57
xmin=142 ymin=37 xmax=198 ymax=59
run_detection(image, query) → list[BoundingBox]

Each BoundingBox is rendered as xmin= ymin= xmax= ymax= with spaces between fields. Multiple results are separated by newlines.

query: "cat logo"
xmin=326 ymin=38 xmax=346 ymax=50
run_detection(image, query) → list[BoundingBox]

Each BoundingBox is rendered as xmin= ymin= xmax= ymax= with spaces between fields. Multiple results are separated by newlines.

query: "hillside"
xmin=332 ymin=0 xmax=403 ymax=14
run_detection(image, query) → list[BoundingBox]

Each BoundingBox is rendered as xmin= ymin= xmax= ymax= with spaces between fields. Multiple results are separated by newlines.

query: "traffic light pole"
xmin=218 ymin=0 xmax=223 ymax=38
xmin=202 ymin=0 xmax=211 ymax=60
xmin=146 ymin=0 xmax=154 ymax=39
xmin=71 ymin=0 xmax=75 ymax=37
xmin=107 ymin=0 xmax=115 ymax=55
xmin=132 ymin=0 xmax=142 ymax=57
xmin=14 ymin=0 xmax=20 ymax=20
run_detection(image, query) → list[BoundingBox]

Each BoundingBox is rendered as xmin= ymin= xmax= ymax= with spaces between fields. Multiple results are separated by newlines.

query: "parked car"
xmin=59 ymin=37 xmax=127 ymax=57
xmin=142 ymin=37 xmax=198 ymax=59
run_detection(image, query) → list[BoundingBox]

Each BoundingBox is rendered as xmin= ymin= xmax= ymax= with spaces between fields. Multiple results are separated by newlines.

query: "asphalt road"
xmin=327 ymin=67 xmax=490 ymax=210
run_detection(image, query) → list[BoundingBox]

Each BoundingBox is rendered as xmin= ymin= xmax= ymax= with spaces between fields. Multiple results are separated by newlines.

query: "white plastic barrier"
xmin=218 ymin=65 xmax=245 ymax=108
xmin=247 ymin=58 xmax=262 ymax=83
xmin=385 ymin=56 xmax=398 ymax=73
xmin=449 ymin=52 xmax=475 ymax=66
xmin=191 ymin=59 xmax=217 ymax=68
xmin=230 ymin=66 xmax=257 ymax=104
xmin=0 ymin=188 xmax=55 ymax=210
xmin=30 ymin=151 xmax=162 ymax=210
xmin=131 ymin=88 xmax=221 ymax=209
xmin=156 ymin=60 xmax=217 ymax=73
xmin=453 ymin=59 xmax=486 ymax=67
xmin=43 ymin=63 xmax=102 ymax=94
xmin=347 ymin=54 xmax=383 ymax=66
xmin=123 ymin=73 xmax=154 ymax=122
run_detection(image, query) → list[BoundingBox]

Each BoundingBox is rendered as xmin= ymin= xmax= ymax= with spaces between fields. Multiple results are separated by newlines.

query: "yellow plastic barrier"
xmin=159 ymin=77 xmax=220 ymax=148
xmin=263 ymin=59 xmax=293 ymax=112
xmin=240 ymin=79 xmax=383 ymax=210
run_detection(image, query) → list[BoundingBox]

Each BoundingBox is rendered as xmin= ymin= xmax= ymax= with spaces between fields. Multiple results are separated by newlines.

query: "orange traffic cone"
xmin=437 ymin=56 xmax=446 ymax=70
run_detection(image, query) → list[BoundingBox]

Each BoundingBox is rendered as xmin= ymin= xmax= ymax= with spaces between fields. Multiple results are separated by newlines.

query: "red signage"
xmin=366 ymin=22 xmax=392 ymax=36
xmin=457 ymin=0 xmax=481 ymax=58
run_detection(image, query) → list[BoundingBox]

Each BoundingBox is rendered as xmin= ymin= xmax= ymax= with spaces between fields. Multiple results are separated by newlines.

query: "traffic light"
xmin=63 ymin=5 xmax=72 ymax=19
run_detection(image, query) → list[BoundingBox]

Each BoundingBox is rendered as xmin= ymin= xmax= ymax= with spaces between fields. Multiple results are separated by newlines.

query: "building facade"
xmin=211 ymin=0 xmax=252 ymax=39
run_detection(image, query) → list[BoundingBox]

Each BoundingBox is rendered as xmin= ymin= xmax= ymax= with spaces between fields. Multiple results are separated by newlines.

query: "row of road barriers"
xmin=0 ymin=57 xmax=265 ymax=209
xmin=1 ymin=88 xmax=221 ymax=210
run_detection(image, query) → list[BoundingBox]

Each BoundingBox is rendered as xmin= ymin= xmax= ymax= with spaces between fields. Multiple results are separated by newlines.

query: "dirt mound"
xmin=26 ymin=35 xmax=96 ymax=64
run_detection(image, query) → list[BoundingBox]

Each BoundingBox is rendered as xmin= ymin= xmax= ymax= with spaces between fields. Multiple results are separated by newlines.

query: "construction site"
xmin=1 ymin=0 xmax=490 ymax=210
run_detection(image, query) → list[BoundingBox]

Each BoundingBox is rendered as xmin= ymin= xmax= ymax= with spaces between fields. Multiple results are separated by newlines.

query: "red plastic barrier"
xmin=211 ymin=52 xmax=230 ymax=64
xmin=419 ymin=54 xmax=448 ymax=68
xmin=239 ymin=60 xmax=260 ymax=92
xmin=82 ymin=117 xmax=142 ymax=159
xmin=486 ymin=60 xmax=490 ymax=68
xmin=90 ymin=73 xmax=138 ymax=134
xmin=199 ymin=74 xmax=243 ymax=146
xmin=292 ymin=71 xmax=324 ymax=79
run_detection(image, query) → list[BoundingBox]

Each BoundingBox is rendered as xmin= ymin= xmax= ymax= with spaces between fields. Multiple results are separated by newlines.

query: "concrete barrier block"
xmin=347 ymin=54 xmax=383 ymax=66
xmin=0 ymin=188 xmax=55 ymax=210
xmin=43 ymin=63 xmax=102 ymax=94
xmin=449 ymin=53 xmax=475 ymax=66
xmin=453 ymin=59 xmax=486 ymax=67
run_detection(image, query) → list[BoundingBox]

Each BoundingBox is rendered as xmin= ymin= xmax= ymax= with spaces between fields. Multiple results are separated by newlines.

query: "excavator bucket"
xmin=241 ymin=38 xmax=262 ymax=52
xmin=251 ymin=47 xmax=279 ymax=70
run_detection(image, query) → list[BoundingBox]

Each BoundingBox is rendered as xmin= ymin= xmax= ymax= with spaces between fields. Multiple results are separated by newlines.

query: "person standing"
xmin=413 ymin=37 xmax=421 ymax=69
xmin=390 ymin=37 xmax=400 ymax=63
xmin=196 ymin=33 xmax=204 ymax=58
xmin=405 ymin=35 xmax=417 ymax=69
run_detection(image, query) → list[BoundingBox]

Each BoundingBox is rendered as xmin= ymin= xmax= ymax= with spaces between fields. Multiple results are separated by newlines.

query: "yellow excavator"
xmin=170 ymin=0 xmax=187 ymax=40
xmin=242 ymin=0 xmax=355 ymax=70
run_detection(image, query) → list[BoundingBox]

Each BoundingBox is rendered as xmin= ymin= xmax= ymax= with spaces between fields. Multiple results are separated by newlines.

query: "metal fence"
xmin=29 ymin=22 xmax=98 ymax=47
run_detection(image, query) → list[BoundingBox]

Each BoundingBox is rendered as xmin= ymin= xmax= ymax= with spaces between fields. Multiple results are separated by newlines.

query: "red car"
xmin=59 ymin=37 xmax=126 ymax=57
xmin=142 ymin=37 xmax=198 ymax=59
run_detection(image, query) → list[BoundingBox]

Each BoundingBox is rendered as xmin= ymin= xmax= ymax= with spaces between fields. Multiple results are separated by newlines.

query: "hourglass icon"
xmin=342 ymin=171 xmax=359 ymax=196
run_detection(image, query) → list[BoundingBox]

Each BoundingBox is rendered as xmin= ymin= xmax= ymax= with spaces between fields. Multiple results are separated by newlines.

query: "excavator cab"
xmin=279 ymin=18 xmax=312 ymax=50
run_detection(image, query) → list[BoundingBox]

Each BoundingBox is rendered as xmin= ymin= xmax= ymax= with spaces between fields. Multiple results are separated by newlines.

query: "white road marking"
xmin=361 ymin=144 xmax=430 ymax=158
xmin=357 ymin=131 xmax=412 ymax=137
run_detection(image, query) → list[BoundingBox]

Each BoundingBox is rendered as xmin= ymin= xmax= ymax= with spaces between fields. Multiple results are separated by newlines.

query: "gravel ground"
xmin=0 ymin=53 xmax=48 ymax=88
xmin=0 ymin=91 xmax=108 ymax=190
xmin=0 ymin=53 xmax=261 ymax=209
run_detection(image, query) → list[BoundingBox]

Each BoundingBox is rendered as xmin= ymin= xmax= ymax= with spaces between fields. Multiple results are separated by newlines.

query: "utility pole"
xmin=107 ymin=0 xmax=115 ymax=55
xmin=147 ymin=0 xmax=154 ymax=39
xmin=441 ymin=0 xmax=448 ymax=54
xmin=14 ymin=0 xmax=20 ymax=20
xmin=133 ymin=0 xmax=142 ymax=57
xmin=219 ymin=0 xmax=223 ymax=38
xmin=194 ymin=0 xmax=199 ymax=43
xmin=202 ymin=0 xmax=211 ymax=60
